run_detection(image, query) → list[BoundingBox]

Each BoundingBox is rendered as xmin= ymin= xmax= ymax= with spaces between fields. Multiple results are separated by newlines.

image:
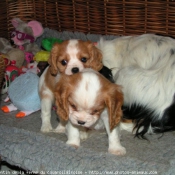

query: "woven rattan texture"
xmin=0 ymin=0 xmax=175 ymax=39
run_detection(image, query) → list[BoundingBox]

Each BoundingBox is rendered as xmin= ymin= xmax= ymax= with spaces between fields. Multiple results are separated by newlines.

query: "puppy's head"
xmin=55 ymin=69 xmax=123 ymax=130
xmin=48 ymin=40 xmax=103 ymax=75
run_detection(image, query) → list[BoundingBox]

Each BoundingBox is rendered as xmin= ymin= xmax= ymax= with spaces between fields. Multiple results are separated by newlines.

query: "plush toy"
xmin=1 ymin=72 xmax=41 ymax=118
xmin=33 ymin=38 xmax=63 ymax=62
xmin=0 ymin=37 xmax=25 ymax=94
xmin=11 ymin=18 xmax=44 ymax=55
xmin=1 ymin=55 xmax=20 ymax=94
xmin=41 ymin=38 xmax=63 ymax=51
xmin=0 ymin=18 xmax=43 ymax=116
xmin=0 ymin=37 xmax=25 ymax=68
xmin=20 ymin=61 xmax=40 ymax=75
xmin=33 ymin=50 xmax=50 ymax=62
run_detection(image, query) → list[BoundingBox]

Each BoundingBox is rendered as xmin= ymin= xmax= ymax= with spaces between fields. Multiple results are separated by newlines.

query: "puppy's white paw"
xmin=66 ymin=141 xmax=79 ymax=149
xmin=108 ymin=146 xmax=126 ymax=156
xmin=54 ymin=124 xmax=66 ymax=133
xmin=80 ymin=130 xmax=88 ymax=140
xmin=41 ymin=123 xmax=53 ymax=133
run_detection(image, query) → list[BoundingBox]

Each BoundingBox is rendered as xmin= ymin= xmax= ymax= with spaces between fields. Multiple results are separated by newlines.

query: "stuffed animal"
xmin=33 ymin=50 xmax=50 ymax=62
xmin=0 ymin=36 xmax=27 ymax=94
xmin=0 ymin=37 xmax=25 ymax=68
xmin=0 ymin=18 xmax=43 ymax=115
xmin=41 ymin=38 xmax=63 ymax=51
xmin=11 ymin=18 xmax=44 ymax=55
xmin=0 ymin=37 xmax=25 ymax=94
xmin=0 ymin=55 xmax=20 ymax=94
xmin=32 ymin=38 xmax=63 ymax=62
xmin=20 ymin=61 xmax=40 ymax=75
xmin=1 ymin=72 xmax=41 ymax=118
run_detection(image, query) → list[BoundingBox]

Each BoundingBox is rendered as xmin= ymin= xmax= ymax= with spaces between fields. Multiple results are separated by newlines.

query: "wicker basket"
xmin=0 ymin=0 xmax=175 ymax=39
xmin=1 ymin=0 xmax=174 ymax=88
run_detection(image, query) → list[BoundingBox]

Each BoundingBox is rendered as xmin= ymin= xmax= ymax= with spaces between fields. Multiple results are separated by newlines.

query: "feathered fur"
xmin=97 ymin=34 xmax=175 ymax=137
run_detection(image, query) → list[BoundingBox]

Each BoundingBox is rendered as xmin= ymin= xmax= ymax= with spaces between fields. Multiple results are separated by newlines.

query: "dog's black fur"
xmin=99 ymin=66 xmax=114 ymax=83
xmin=122 ymin=98 xmax=175 ymax=139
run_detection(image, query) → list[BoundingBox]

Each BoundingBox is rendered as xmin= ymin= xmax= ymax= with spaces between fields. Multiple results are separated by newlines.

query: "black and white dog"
xmin=97 ymin=34 xmax=175 ymax=138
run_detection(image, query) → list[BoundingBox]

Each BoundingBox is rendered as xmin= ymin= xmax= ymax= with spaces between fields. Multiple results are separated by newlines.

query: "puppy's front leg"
xmin=101 ymin=112 xmax=126 ymax=155
xmin=66 ymin=121 xmax=80 ymax=148
xmin=40 ymin=97 xmax=53 ymax=132
xmin=107 ymin=126 xmax=126 ymax=155
xmin=54 ymin=121 xmax=66 ymax=133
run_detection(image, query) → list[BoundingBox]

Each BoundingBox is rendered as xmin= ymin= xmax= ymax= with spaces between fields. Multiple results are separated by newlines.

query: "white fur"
xmin=65 ymin=40 xmax=84 ymax=75
xmin=74 ymin=70 xmax=101 ymax=110
xmin=66 ymin=69 xmax=126 ymax=155
xmin=39 ymin=40 xmax=84 ymax=132
xmin=97 ymin=34 xmax=175 ymax=132
xmin=67 ymin=108 xmax=126 ymax=155
xmin=69 ymin=70 xmax=101 ymax=128
xmin=100 ymin=111 xmax=126 ymax=155
xmin=39 ymin=40 xmax=92 ymax=133
xmin=39 ymin=67 xmax=60 ymax=132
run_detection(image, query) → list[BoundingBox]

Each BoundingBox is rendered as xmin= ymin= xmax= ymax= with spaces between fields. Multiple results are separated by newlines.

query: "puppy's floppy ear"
xmin=55 ymin=76 xmax=70 ymax=121
xmin=48 ymin=43 xmax=60 ymax=76
xmin=105 ymin=84 xmax=124 ymax=131
xmin=87 ymin=41 xmax=103 ymax=71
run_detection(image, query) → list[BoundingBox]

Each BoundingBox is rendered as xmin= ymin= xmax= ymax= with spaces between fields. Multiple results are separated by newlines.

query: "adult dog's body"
xmin=97 ymin=34 xmax=175 ymax=137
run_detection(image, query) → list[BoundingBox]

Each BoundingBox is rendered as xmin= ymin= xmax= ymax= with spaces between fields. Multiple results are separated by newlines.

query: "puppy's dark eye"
xmin=61 ymin=60 xmax=67 ymax=66
xmin=91 ymin=110 xmax=98 ymax=115
xmin=81 ymin=57 xmax=87 ymax=63
xmin=70 ymin=104 xmax=77 ymax=111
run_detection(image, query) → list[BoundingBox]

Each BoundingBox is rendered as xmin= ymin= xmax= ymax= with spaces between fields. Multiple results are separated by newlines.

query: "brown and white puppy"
xmin=39 ymin=39 xmax=103 ymax=132
xmin=55 ymin=69 xmax=126 ymax=155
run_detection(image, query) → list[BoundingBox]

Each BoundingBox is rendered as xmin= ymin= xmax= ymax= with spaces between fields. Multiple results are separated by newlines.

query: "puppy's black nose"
xmin=77 ymin=120 xmax=85 ymax=125
xmin=72 ymin=67 xmax=79 ymax=74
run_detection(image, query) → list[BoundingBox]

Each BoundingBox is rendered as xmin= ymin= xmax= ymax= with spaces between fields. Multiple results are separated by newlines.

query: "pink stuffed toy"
xmin=1 ymin=18 xmax=43 ymax=117
xmin=11 ymin=18 xmax=44 ymax=55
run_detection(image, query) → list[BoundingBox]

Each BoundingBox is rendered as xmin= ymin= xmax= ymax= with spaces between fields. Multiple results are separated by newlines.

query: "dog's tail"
xmin=122 ymin=101 xmax=175 ymax=139
xmin=120 ymin=118 xmax=134 ymax=133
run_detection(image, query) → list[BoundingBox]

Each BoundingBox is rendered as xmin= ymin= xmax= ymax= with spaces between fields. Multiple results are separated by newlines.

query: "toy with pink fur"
xmin=1 ymin=18 xmax=43 ymax=117
xmin=11 ymin=18 xmax=44 ymax=55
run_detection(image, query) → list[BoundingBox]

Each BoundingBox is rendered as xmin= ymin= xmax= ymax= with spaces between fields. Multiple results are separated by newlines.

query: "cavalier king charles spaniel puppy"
xmin=97 ymin=34 xmax=175 ymax=138
xmin=54 ymin=69 xmax=126 ymax=155
xmin=39 ymin=39 xmax=105 ymax=133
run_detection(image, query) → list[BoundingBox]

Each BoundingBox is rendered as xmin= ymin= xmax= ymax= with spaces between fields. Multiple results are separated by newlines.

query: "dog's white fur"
xmin=97 ymin=34 xmax=175 ymax=134
xmin=39 ymin=66 xmax=60 ymax=132
xmin=39 ymin=39 xmax=103 ymax=133
xmin=64 ymin=40 xmax=84 ymax=75
xmin=55 ymin=69 xmax=126 ymax=155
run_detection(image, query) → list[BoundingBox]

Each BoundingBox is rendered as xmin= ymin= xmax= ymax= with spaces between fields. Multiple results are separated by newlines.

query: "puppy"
xmin=54 ymin=69 xmax=126 ymax=155
xmin=97 ymin=34 xmax=175 ymax=138
xmin=39 ymin=39 xmax=103 ymax=132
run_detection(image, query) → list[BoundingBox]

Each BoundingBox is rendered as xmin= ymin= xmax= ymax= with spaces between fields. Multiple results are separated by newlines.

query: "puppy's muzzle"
xmin=77 ymin=120 xmax=86 ymax=125
xmin=72 ymin=67 xmax=79 ymax=74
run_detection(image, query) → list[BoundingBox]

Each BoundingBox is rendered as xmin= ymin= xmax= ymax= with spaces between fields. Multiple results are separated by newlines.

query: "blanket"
xmin=0 ymin=30 xmax=175 ymax=175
